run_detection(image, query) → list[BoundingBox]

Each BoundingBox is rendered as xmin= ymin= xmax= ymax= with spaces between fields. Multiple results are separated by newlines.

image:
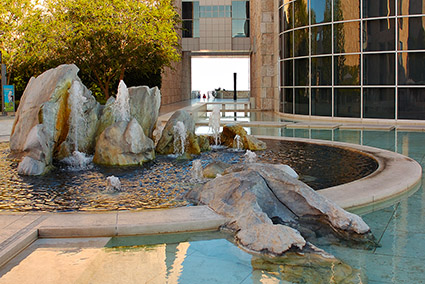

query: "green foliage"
xmin=0 ymin=0 xmax=181 ymax=100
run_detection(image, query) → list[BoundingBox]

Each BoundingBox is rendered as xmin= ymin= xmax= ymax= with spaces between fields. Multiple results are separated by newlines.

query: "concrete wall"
xmin=250 ymin=0 xmax=279 ymax=111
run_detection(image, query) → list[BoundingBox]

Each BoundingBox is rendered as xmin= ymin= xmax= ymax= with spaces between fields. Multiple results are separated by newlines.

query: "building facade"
xmin=163 ymin=0 xmax=425 ymax=121
xmin=279 ymin=0 xmax=425 ymax=120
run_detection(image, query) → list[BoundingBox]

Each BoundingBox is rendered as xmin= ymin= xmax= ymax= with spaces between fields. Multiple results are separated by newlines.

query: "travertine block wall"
xmin=250 ymin=0 xmax=279 ymax=111
xmin=161 ymin=51 xmax=192 ymax=105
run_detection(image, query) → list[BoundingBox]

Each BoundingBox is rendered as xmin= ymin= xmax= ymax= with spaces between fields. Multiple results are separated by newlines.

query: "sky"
xmin=191 ymin=57 xmax=250 ymax=95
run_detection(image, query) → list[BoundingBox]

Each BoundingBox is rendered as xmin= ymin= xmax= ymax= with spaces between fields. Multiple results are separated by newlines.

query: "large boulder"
xmin=10 ymin=64 xmax=100 ymax=175
xmin=156 ymin=110 xmax=202 ymax=155
xmin=221 ymin=124 xmax=266 ymax=151
xmin=96 ymin=85 xmax=161 ymax=140
xmin=186 ymin=162 xmax=376 ymax=255
xmin=93 ymin=119 xmax=155 ymax=166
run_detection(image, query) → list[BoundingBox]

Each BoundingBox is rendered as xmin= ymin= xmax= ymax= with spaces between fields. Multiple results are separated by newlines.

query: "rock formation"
xmin=221 ymin=124 xmax=266 ymax=151
xmin=10 ymin=64 xmax=100 ymax=175
xmin=186 ymin=162 xmax=376 ymax=282
xmin=156 ymin=110 xmax=202 ymax=155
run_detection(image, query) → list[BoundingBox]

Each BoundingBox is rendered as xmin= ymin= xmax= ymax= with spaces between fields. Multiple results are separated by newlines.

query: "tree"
xmin=1 ymin=0 xmax=181 ymax=101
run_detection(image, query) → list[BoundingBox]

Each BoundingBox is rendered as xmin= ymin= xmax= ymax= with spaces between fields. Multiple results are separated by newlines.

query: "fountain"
xmin=244 ymin=150 xmax=257 ymax=163
xmin=106 ymin=175 xmax=122 ymax=192
xmin=209 ymin=105 xmax=221 ymax=147
xmin=173 ymin=121 xmax=187 ymax=155
xmin=114 ymin=80 xmax=131 ymax=122
xmin=190 ymin=159 xmax=203 ymax=183
xmin=232 ymin=135 xmax=243 ymax=151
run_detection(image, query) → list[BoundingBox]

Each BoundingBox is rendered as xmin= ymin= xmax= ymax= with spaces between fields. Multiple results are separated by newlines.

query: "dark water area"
xmin=0 ymin=139 xmax=378 ymax=212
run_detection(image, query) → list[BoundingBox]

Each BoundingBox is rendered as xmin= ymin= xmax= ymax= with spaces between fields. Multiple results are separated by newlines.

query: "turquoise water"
xmin=279 ymin=128 xmax=425 ymax=284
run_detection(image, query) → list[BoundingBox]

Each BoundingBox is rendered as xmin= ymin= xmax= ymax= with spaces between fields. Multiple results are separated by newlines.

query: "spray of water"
xmin=62 ymin=151 xmax=93 ymax=171
xmin=209 ymin=105 xmax=221 ymax=146
xmin=244 ymin=150 xmax=257 ymax=163
xmin=190 ymin=159 xmax=204 ymax=183
xmin=106 ymin=175 xmax=122 ymax=192
xmin=68 ymin=81 xmax=87 ymax=152
xmin=233 ymin=135 xmax=243 ymax=151
xmin=173 ymin=121 xmax=187 ymax=155
xmin=114 ymin=80 xmax=130 ymax=122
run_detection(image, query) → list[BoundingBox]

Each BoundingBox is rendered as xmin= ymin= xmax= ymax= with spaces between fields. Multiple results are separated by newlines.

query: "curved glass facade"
xmin=279 ymin=0 xmax=425 ymax=120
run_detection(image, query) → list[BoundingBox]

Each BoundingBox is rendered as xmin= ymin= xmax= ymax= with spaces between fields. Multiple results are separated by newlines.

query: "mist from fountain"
xmin=106 ymin=175 xmax=122 ymax=192
xmin=209 ymin=105 xmax=221 ymax=147
xmin=114 ymin=80 xmax=131 ymax=122
xmin=244 ymin=150 xmax=257 ymax=163
xmin=190 ymin=159 xmax=204 ymax=183
xmin=62 ymin=150 xmax=93 ymax=171
xmin=173 ymin=121 xmax=187 ymax=155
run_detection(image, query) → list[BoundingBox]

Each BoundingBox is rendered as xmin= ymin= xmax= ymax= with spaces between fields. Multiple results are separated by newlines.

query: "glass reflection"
xmin=294 ymin=28 xmax=309 ymax=57
xmin=363 ymin=19 xmax=395 ymax=51
xmin=311 ymin=56 xmax=332 ymax=85
xmin=364 ymin=53 xmax=395 ymax=85
xmin=398 ymin=17 xmax=425 ymax=51
xmin=294 ymin=0 xmax=309 ymax=28
xmin=335 ymin=88 xmax=361 ymax=117
xmin=282 ymin=2 xmax=293 ymax=31
xmin=363 ymin=0 xmax=395 ymax=18
xmin=295 ymin=58 xmax=309 ymax=86
xmin=311 ymin=24 xmax=332 ymax=55
xmin=310 ymin=0 xmax=332 ymax=24
xmin=295 ymin=88 xmax=309 ymax=115
xmin=335 ymin=55 xmax=360 ymax=85
xmin=398 ymin=0 xmax=425 ymax=15
xmin=334 ymin=21 xmax=360 ymax=53
xmin=283 ymin=32 xmax=293 ymax=58
xmin=334 ymin=0 xmax=360 ymax=21
xmin=398 ymin=52 xmax=425 ymax=85
xmin=283 ymin=60 xmax=293 ymax=86
xmin=284 ymin=88 xmax=294 ymax=113
xmin=311 ymin=88 xmax=332 ymax=116
xmin=398 ymin=88 xmax=425 ymax=119
xmin=232 ymin=20 xmax=249 ymax=37
xmin=364 ymin=88 xmax=395 ymax=118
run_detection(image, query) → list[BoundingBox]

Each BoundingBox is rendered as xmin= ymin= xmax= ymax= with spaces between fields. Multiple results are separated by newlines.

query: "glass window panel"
xmin=398 ymin=52 xmax=425 ymax=85
xmin=398 ymin=88 xmax=425 ymax=120
xmin=398 ymin=0 xmax=425 ymax=15
xmin=294 ymin=0 xmax=309 ymax=28
xmin=193 ymin=2 xmax=200 ymax=19
xmin=364 ymin=88 xmax=395 ymax=118
xmin=295 ymin=88 xmax=310 ymax=115
xmin=182 ymin=20 xmax=193 ymax=38
xmin=283 ymin=60 xmax=293 ymax=86
xmin=334 ymin=21 xmax=360 ymax=53
xmin=335 ymin=88 xmax=361 ymax=117
xmin=232 ymin=20 xmax=250 ymax=37
xmin=295 ymin=58 xmax=309 ymax=86
xmin=335 ymin=55 xmax=360 ymax=85
xmin=294 ymin=28 xmax=309 ymax=57
xmin=334 ymin=0 xmax=360 ymax=21
xmin=363 ymin=0 xmax=395 ymax=18
xmin=283 ymin=3 xmax=293 ymax=31
xmin=363 ymin=19 xmax=395 ymax=51
xmin=284 ymin=88 xmax=294 ymax=113
xmin=310 ymin=0 xmax=332 ymax=24
xmin=364 ymin=53 xmax=395 ymax=85
xmin=232 ymin=1 xmax=249 ymax=18
xmin=311 ymin=88 xmax=332 ymax=116
xmin=398 ymin=17 xmax=425 ymax=51
xmin=182 ymin=2 xmax=193 ymax=19
xmin=282 ymin=32 xmax=293 ymax=58
xmin=311 ymin=56 xmax=332 ymax=86
xmin=311 ymin=24 xmax=332 ymax=55
xmin=193 ymin=20 xmax=199 ymax=37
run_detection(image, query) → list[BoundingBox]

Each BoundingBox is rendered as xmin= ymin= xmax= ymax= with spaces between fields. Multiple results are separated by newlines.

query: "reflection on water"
xmin=0 ymin=232 xmax=282 ymax=284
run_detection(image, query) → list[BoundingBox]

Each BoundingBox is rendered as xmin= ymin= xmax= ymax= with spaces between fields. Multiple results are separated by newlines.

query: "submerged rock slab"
xmin=186 ymin=162 xmax=375 ymax=280
xmin=94 ymin=119 xmax=155 ymax=166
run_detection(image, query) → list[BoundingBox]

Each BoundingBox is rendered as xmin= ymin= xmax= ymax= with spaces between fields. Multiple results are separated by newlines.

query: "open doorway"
xmin=191 ymin=56 xmax=250 ymax=101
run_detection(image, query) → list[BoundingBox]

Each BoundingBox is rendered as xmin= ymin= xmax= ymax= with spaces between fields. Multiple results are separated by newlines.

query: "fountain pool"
xmin=0 ymin=139 xmax=377 ymax=212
